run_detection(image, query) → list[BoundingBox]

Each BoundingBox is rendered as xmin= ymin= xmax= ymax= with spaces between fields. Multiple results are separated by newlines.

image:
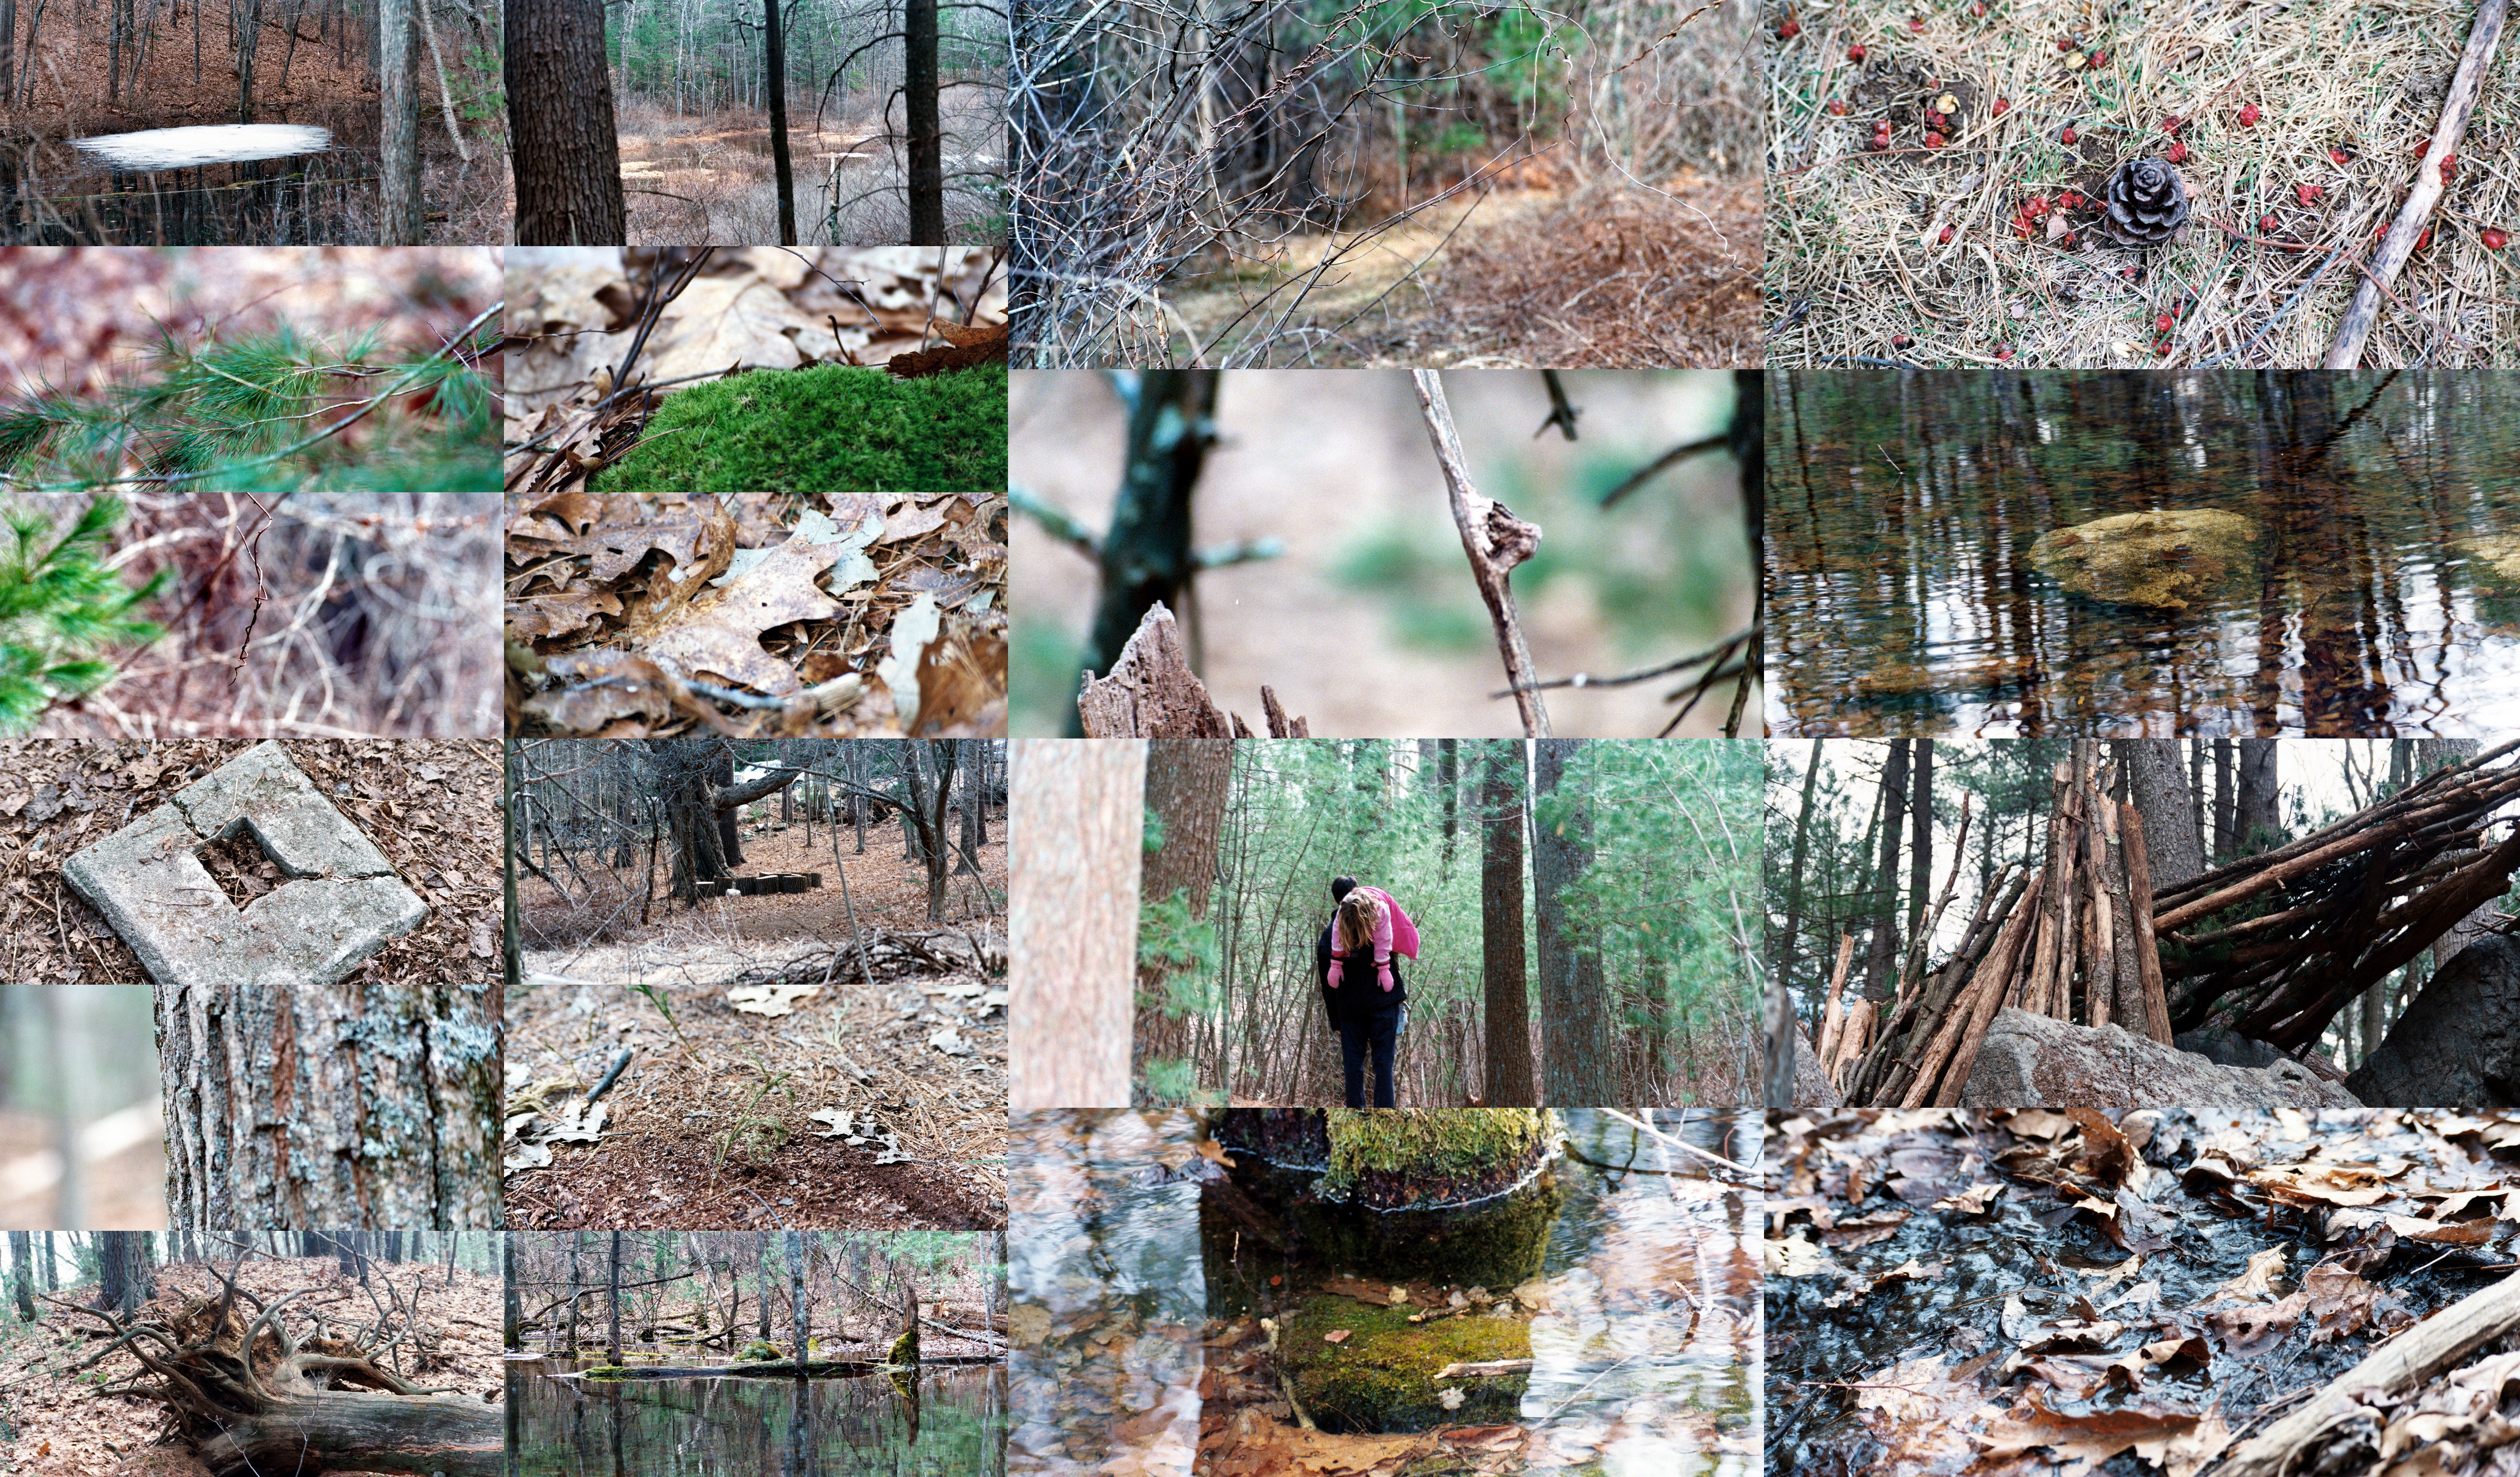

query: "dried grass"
xmin=1764 ymin=0 xmax=2520 ymax=366
xmin=1439 ymin=175 xmax=1764 ymax=366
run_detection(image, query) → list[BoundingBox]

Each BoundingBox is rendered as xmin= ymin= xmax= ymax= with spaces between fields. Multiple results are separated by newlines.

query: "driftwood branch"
xmin=2322 ymin=0 xmax=2509 ymax=367
xmin=2212 ymin=1271 xmax=2520 ymax=1477
xmin=1412 ymin=370 xmax=1551 ymax=738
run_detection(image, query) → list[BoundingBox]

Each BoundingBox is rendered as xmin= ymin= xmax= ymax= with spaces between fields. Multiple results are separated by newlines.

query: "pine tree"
xmin=0 ymin=497 xmax=163 ymax=726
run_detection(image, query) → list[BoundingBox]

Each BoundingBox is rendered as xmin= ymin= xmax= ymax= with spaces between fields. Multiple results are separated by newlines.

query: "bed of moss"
xmin=1279 ymin=1293 xmax=1532 ymax=1433
xmin=598 ymin=362 xmax=1007 ymax=498
xmin=1322 ymin=1109 xmax=1558 ymax=1203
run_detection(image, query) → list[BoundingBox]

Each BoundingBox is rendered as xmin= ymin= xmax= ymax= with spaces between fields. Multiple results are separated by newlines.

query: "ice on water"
xmin=71 ymin=124 xmax=331 ymax=169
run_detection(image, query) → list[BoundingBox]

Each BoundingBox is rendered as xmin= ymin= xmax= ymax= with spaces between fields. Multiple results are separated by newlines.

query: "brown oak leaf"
xmin=640 ymin=524 xmax=848 ymax=695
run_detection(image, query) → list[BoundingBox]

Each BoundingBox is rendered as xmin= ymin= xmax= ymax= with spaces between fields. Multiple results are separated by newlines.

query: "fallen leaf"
xmin=809 ymin=1108 xmax=855 ymax=1138
xmin=1323 ymin=1330 xmax=1350 ymax=1345
xmin=1193 ymin=1138 xmax=1236 ymax=1168
xmin=1820 ymin=1209 xmax=1912 ymax=1248
xmin=504 ymin=1142 xmax=553 ymax=1172
xmin=1935 ymin=1182 xmax=2007 ymax=1214
xmin=928 ymin=1026 xmax=973 ymax=1056
xmin=878 ymin=591 xmax=944 ymax=722
xmin=643 ymin=521 xmax=851 ymax=695
xmin=2211 ymin=1247 xmax=2288 ymax=1303
xmin=729 ymin=982 xmax=825 ymax=1017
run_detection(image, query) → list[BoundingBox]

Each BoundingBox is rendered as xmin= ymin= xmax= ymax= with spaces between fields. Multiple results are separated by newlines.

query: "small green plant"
xmin=598 ymin=364 xmax=1008 ymax=499
xmin=716 ymin=1054 xmax=797 ymax=1169
xmin=630 ymin=982 xmax=696 ymax=1056
xmin=0 ymin=498 xmax=164 ymax=726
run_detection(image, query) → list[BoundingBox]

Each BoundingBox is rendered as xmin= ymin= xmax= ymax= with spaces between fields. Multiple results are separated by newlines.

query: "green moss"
xmin=2464 ymin=534 xmax=2520 ymax=584
xmin=889 ymin=1324 xmax=919 ymax=1365
xmin=2027 ymin=509 xmax=2258 ymax=610
xmin=598 ymin=363 xmax=1007 ymax=498
xmin=579 ymin=1365 xmax=632 ymax=1379
xmin=736 ymin=1340 xmax=785 ymax=1362
xmin=1279 ymin=1294 xmax=1531 ymax=1432
xmin=1323 ymin=1109 xmax=1559 ymax=1204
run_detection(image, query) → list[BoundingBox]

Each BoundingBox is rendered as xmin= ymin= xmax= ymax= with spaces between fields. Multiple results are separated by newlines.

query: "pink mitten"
xmin=1327 ymin=960 xmax=1344 ymax=989
xmin=1378 ymin=962 xmax=1394 ymax=991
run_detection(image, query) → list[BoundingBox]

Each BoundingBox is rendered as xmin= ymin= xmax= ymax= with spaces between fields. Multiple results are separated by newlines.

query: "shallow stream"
xmin=1006 ymin=1108 xmax=1761 ymax=1477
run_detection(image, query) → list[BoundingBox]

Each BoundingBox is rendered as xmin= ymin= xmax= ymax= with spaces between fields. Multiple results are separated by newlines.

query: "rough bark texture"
xmin=1134 ymin=740 xmax=1232 ymax=1086
xmin=2121 ymin=738 xmax=2205 ymax=890
xmin=765 ymin=0 xmax=797 ymax=244
xmin=1863 ymin=739 xmax=1912 ymax=1002
xmin=904 ymin=0 xmax=944 ymax=243
xmin=97 ymin=1232 xmax=152 ymax=1313
xmin=2236 ymin=738 xmax=2280 ymax=854
xmin=1533 ymin=740 xmax=1613 ymax=1105
xmin=1077 ymin=604 xmax=1234 ymax=738
xmin=507 ymin=0 xmax=628 ymax=244
xmin=1905 ymin=739 xmax=1934 ymax=945
xmin=1480 ymin=739 xmax=1535 ymax=1107
xmin=200 ymin=1392 xmax=500 ymax=1476
xmin=1009 ymin=739 xmax=1142 ymax=1108
xmin=1078 ymin=372 xmax=1221 ymax=725
xmin=156 ymin=948 xmax=499 ymax=1230
xmin=378 ymin=0 xmax=422 ymax=244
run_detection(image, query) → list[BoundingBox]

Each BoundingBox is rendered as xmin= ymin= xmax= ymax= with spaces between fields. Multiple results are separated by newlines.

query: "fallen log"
xmin=2210 ymin=1270 xmax=2520 ymax=1477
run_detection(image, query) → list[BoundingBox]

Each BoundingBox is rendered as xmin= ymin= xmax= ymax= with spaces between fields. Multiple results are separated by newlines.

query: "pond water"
xmin=1767 ymin=371 xmax=2520 ymax=737
xmin=1007 ymin=1109 xmax=1761 ymax=1477
xmin=507 ymin=1358 xmax=1007 ymax=1477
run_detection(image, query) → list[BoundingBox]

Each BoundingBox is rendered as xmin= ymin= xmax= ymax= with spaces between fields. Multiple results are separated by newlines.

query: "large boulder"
xmin=2175 ymin=1025 xmax=2348 ymax=1083
xmin=1791 ymin=1025 xmax=1843 ymax=1113
xmin=2027 ymin=509 xmax=2257 ymax=610
xmin=1960 ymin=1008 xmax=2360 ymax=1110
xmin=2347 ymin=935 xmax=2520 ymax=1109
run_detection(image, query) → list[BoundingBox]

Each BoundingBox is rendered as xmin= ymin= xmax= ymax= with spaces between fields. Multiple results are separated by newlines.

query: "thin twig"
xmin=1411 ymin=370 xmax=1550 ymax=738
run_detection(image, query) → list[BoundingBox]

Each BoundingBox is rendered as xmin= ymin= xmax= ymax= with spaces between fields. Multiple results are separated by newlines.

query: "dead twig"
xmin=1411 ymin=370 xmax=1550 ymax=738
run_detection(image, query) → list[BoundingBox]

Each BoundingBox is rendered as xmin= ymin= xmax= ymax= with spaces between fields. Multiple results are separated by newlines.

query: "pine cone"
xmin=2098 ymin=157 xmax=2190 ymax=247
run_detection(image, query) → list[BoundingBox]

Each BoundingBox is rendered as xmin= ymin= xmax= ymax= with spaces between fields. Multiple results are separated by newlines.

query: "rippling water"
xmin=1767 ymin=371 xmax=2520 ymax=737
xmin=1007 ymin=1109 xmax=1761 ymax=1477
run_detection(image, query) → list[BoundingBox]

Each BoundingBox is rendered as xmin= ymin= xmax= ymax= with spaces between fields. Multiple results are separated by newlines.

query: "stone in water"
xmin=71 ymin=125 xmax=332 ymax=170
xmin=2027 ymin=508 xmax=2258 ymax=610
xmin=62 ymin=741 xmax=424 ymax=994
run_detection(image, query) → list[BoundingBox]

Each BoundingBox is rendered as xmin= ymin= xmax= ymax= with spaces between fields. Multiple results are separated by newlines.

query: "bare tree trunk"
xmin=764 ymin=0 xmax=794 ymax=242
xmin=606 ymin=1231 xmax=623 ymax=1364
xmin=1863 ymin=740 xmax=1912 ymax=1002
xmin=1533 ymin=740 xmax=1614 ymax=1105
xmin=378 ymin=0 xmax=421 ymax=242
xmin=1009 ymin=739 xmax=1142 ymax=1109
xmin=2236 ymin=739 xmax=2280 ymax=855
xmin=1905 ymin=739 xmax=1934 ymax=948
xmin=507 ymin=0 xmax=627 ymax=243
xmin=503 ymin=1232 xmax=520 ymax=1350
xmin=2122 ymin=738 xmax=2205 ymax=890
xmin=903 ymin=0 xmax=942 ymax=242
xmin=2212 ymin=738 xmax=2236 ymax=861
xmin=155 ymin=925 xmax=498 ymax=1229
xmin=1480 ymin=739 xmax=1535 ymax=1106
xmin=1135 ymin=739 xmax=1231 ymax=1092
xmin=788 ymin=1230 xmax=807 ymax=1361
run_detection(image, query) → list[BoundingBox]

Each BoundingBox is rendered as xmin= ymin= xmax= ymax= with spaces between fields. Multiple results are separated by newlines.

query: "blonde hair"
xmin=1336 ymin=894 xmax=1379 ymax=954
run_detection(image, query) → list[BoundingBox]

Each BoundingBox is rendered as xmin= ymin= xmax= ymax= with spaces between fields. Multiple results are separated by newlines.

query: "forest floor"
xmin=506 ymin=822 xmax=1008 ymax=1232
xmin=614 ymin=86 xmax=1003 ymax=246
xmin=4 ymin=7 xmax=507 ymax=244
xmin=0 ymin=738 xmax=502 ymax=988
xmin=1768 ymin=1108 xmax=2520 ymax=1476
xmin=1164 ymin=175 xmax=1762 ymax=367
xmin=0 ymin=1255 xmax=504 ymax=1477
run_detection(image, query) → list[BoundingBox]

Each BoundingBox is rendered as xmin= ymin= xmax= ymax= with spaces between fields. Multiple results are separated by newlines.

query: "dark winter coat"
xmin=1316 ymin=925 xmax=1407 ymax=1026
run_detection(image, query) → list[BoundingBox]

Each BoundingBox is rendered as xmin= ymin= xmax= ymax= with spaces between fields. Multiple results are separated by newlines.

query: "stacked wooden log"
xmin=2159 ymin=739 xmax=2520 ymax=1052
xmin=1836 ymin=744 xmax=2170 ymax=1107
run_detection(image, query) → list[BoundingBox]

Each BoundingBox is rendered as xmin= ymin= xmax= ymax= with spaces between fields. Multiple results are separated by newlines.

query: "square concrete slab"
xmin=62 ymin=741 xmax=427 ymax=992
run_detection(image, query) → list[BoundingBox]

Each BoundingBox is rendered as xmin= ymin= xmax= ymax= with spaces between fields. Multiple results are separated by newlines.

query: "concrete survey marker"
xmin=62 ymin=742 xmax=425 ymax=992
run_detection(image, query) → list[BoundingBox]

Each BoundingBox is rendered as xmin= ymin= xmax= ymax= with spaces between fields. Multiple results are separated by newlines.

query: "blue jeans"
xmin=1338 ymin=1006 xmax=1403 ymax=1108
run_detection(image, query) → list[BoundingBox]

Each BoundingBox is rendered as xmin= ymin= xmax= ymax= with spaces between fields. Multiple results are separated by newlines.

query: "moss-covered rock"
xmin=2463 ymin=534 xmax=2520 ymax=584
xmin=1322 ymin=1109 xmax=1558 ymax=1208
xmin=598 ymin=363 xmax=1007 ymax=498
xmin=1278 ymin=1293 xmax=1531 ymax=1433
xmin=2027 ymin=509 xmax=2257 ymax=610
xmin=736 ymin=1340 xmax=786 ymax=1363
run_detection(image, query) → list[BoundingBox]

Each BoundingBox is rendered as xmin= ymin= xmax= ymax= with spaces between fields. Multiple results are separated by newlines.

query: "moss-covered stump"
xmin=1209 ymin=1109 xmax=1564 ymax=1291
xmin=888 ymin=1325 xmax=919 ymax=1365
xmin=736 ymin=1340 xmax=786 ymax=1362
xmin=2026 ymin=509 xmax=2258 ymax=610
xmin=1278 ymin=1292 xmax=1531 ymax=1433
xmin=598 ymin=363 xmax=1007 ymax=497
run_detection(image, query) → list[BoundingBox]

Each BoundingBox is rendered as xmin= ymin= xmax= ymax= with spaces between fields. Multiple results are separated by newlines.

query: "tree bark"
xmin=502 ymin=1231 xmax=520 ymax=1350
xmin=378 ymin=0 xmax=422 ymax=243
xmin=2122 ymin=738 xmax=2205 ymax=890
xmin=197 ymin=1391 xmax=500 ymax=1476
xmin=1009 ymin=739 xmax=1141 ymax=1108
xmin=507 ymin=0 xmax=627 ymax=244
xmin=1135 ymin=739 xmax=1232 ymax=1090
xmin=1774 ymin=738 xmax=1825 ymax=1012
xmin=97 ymin=1231 xmax=151 ymax=1314
xmin=2236 ymin=739 xmax=2280 ymax=855
xmin=788 ymin=1230 xmax=808 ymax=1362
xmin=565 ymin=1231 xmax=582 ymax=1356
xmin=764 ymin=0 xmax=795 ymax=243
xmin=1533 ymin=740 xmax=1614 ymax=1105
xmin=155 ymin=917 xmax=498 ymax=1230
xmin=903 ymin=0 xmax=943 ymax=243
xmin=10 ymin=1231 xmax=33 ymax=1321
xmin=1863 ymin=739 xmax=1912 ymax=1002
xmin=1075 ymin=372 xmax=1221 ymax=734
xmin=2212 ymin=738 xmax=2236 ymax=861
xmin=607 ymin=1231 xmax=623 ymax=1364
xmin=1905 ymin=739 xmax=1934 ymax=951
xmin=1480 ymin=739 xmax=1535 ymax=1106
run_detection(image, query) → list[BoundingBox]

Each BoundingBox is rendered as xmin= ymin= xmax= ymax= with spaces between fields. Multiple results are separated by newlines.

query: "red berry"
xmin=2297 ymin=182 xmax=2322 ymax=207
xmin=2057 ymin=35 xmax=2073 ymax=50
xmin=2156 ymin=340 xmax=2174 ymax=356
xmin=1779 ymin=19 xmax=1800 ymax=38
xmin=2259 ymin=214 xmax=2278 ymax=232
xmin=2028 ymin=193 xmax=2049 ymax=215
xmin=2163 ymin=114 xmax=2183 ymax=133
xmin=2061 ymin=127 xmax=2078 ymax=144
xmin=1939 ymin=225 xmax=1955 ymax=244
xmin=2417 ymin=226 xmax=2434 ymax=251
xmin=2060 ymin=231 xmax=2079 ymax=248
xmin=1866 ymin=133 xmax=1889 ymax=152
xmin=2166 ymin=140 xmax=2189 ymax=164
xmin=2416 ymin=137 xmax=2432 ymax=155
xmin=1971 ymin=1 xmax=1985 ymax=14
xmin=2485 ymin=228 xmax=2511 ymax=251
xmin=1848 ymin=42 xmax=1866 ymax=61
xmin=2442 ymin=154 xmax=2458 ymax=182
xmin=2088 ymin=49 xmax=2107 ymax=66
xmin=1991 ymin=97 xmax=2011 ymax=117
xmin=2237 ymin=103 xmax=2261 ymax=126
xmin=1892 ymin=334 xmax=1915 ymax=349
xmin=1995 ymin=345 xmax=2015 ymax=361
xmin=1827 ymin=98 xmax=1849 ymax=115
xmin=1925 ymin=130 xmax=1947 ymax=148
xmin=2014 ymin=216 xmax=2036 ymax=238
xmin=1910 ymin=16 xmax=1924 ymax=32
xmin=2331 ymin=147 xmax=2353 ymax=167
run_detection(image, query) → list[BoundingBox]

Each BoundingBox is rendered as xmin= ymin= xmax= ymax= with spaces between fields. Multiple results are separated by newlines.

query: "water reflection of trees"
xmin=515 ymin=1364 xmax=1004 ymax=1476
xmin=1770 ymin=371 xmax=2520 ymax=736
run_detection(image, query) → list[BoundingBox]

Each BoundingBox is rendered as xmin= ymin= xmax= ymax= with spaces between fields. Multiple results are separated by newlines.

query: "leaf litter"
xmin=1767 ymin=1108 xmax=2520 ymax=1477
